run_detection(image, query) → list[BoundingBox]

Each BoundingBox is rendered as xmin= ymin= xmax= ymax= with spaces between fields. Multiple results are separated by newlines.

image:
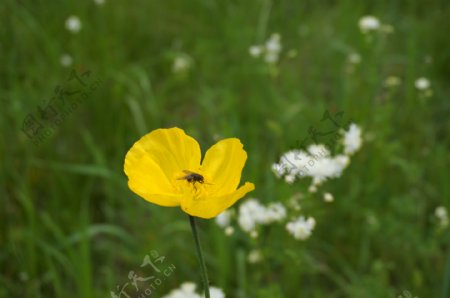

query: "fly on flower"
xmin=124 ymin=127 xmax=255 ymax=219
xmin=177 ymin=170 xmax=216 ymax=192
xmin=178 ymin=170 xmax=205 ymax=184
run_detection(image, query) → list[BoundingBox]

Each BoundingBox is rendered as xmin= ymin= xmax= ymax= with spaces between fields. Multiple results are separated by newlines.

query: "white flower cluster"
xmin=435 ymin=206 xmax=449 ymax=228
xmin=286 ymin=216 xmax=316 ymax=240
xmin=272 ymin=123 xmax=362 ymax=187
xmin=272 ymin=145 xmax=349 ymax=186
xmin=215 ymin=199 xmax=286 ymax=237
xmin=214 ymin=124 xmax=363 ymax=242
xmin=358 ymin=15 xmax=394 ymax=35
xmin=249 ymin=33 xmax=282 ymax=64
xmin=162 ymin=282 xmax=225 ymax=298
xmin=215 ymin=196 xmax=318 ymax=241
xmin=238 ymin=199 xmax=286 ymax=235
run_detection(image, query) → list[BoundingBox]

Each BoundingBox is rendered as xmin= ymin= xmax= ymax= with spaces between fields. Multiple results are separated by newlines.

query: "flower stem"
xmin=189 ymin=215 xmax=210 ymax=298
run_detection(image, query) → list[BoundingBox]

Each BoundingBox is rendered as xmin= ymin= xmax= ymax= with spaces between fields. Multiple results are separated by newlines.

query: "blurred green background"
xmin=2 ymin=0 xmax=450 ymax=297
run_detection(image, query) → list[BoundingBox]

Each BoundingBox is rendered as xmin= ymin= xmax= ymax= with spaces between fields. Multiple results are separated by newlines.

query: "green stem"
xmin=189 ymin=215 xmax=210 ymax=298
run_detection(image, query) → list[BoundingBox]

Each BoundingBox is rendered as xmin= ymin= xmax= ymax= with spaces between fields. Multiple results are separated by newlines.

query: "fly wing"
xmin=177 ymin=170 xmax=191 ymax=180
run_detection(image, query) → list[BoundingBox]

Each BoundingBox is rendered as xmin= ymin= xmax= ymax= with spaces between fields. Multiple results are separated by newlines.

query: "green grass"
xmin=2 ymin=0 xmax=450 ymax=297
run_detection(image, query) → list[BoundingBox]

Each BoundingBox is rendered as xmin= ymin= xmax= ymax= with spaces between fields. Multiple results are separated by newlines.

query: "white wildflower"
xmin=60 ymin=54 xmax=73 ymax=67
xmin=264 ymin=203 xmax=287 ymax=222
xmin=284 ymin=174 xmax=296 ymax=184
xmin=65 ymin=16 xmax=82 ymax=33
xmin=307 ymin=144 xmax=330 ymax=158
xmin=172 ymin=54 xmax=192 ymax=73
xmin=249 ymin=45 xmax=263 ymax=58
xmin=435 ymin=206 xmax=449 ymax=228
xmin=273 ymin=149 xmax=309 ymax=177
xmin=415 ymin=77 xmax=430 ymax=90
xmin=343 ymin=123 xmax=362 ymax=155
xmin=264 ymin=33 xmax=282 ymax=64
xmin=215 ymin=210 xmax=232 ymax=228
xmin=238 ymin=199 xmax=267 ymax=233
xmin=358 ymin=15 xmax=380 ymax=33
xmin=308 ymin=185 xmax=317 ymax=193
xmin=436 ymin=206 xmax=447 ymax=218
xmin=273 ymin=143 xmax=351 ymax=186
xmin=323 ymin=192 xmax=334 ymax=202
xmin=248 ymin=249 xmax=263 ymax=264
xmin=162 ymin=282 xmax=201 ymax=298
xmin=215 ymin=210 xmax=235 ymax=236
xmin=308 ymin=154 xmax=350 ymax=185
xmin=224 ymin=226 xmax=234 ymax=236
xmin=249 ymin=33 xmax=283 ymax=65
xmin=265 ymin=33 xmax=282 ymax=53
xmin=238 ymin=199 xmax=286 ymax=235
xmin=209 ymin=287 xmax=226 ymax=298
xmin=180 ymin=283 xmax=198 ymax=294
xmin=94 ymin=0 xmax=105 ymax=5
xmin=333 ymin=154 xmax=351 ymax=168
xmin=286 ymin=216 xmax=316 ymax=240
xmin=271 ymin=162 xmax=285 ymax=178
xmin=162 ymin=283 xmax=226 ymax=298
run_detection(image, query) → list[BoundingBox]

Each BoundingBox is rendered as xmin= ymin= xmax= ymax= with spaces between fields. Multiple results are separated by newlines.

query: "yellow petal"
xmin=181 ymin=182 xmax=255 ymax=218
xmin=125 ymin=154 xmax=181 ymax=206
xmin=124 ymin=127 xmax=201 ymax=206
xmin=200 ymin=138 xmax=248 ymax=195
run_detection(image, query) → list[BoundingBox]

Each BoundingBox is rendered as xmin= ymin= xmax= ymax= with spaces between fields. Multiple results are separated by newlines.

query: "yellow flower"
xmin=124 ymin=127 xmax=255 ymax=219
